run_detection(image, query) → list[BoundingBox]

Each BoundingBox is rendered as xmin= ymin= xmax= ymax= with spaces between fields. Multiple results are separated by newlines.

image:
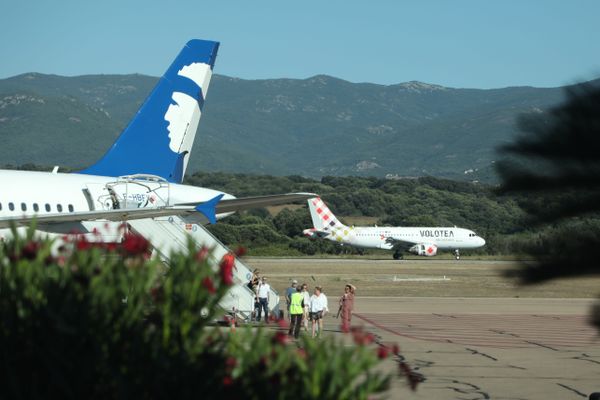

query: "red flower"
xmin=351 ymin=327 xmax=375 ymax=346
xmin=219 ymin=253 xmax=235 ymax=285
xmin=225 ymin=357 xmax=237 ymax=369
xmin=104 ymin=242 xmax=118 ymax=252
xmin=222 ymin=376 xmax=233 ymax=386
xmin=377 ymin=346 xmax=389 ymax=359
xmin=196 ymin=246 xmax=209 ymax=262
xmin=21 ymin=241 xmax=40 ymax=260
xmin=76 ymin=237 xmax=92 ymax=251
xmin=268 ymin=314 xmax=280 ymax=323
xmin=277 ymin=318 xmax=289 ymax=329
xmin=202 ymin=277 xmax=216 ymax=294
xmin=234 ymin=246 xmax=247 ymax=257
xmin=121 ymin=233 xmax=150 ymax=256
xmin=271 ymin=331 xmax=289 ymax=346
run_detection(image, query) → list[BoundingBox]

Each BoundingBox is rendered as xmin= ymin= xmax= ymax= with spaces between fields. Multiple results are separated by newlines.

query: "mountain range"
xmin=0 ymin=72 xmax=585 ymax=182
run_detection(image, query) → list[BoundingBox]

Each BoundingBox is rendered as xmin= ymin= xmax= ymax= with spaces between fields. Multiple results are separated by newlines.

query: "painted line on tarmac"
xmin=354 ymin=312 xmax=598 ymax=349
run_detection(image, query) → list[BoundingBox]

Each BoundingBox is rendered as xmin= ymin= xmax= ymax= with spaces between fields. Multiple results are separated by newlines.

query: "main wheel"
xmin=393 ymin=252 xmax=402 ymax=260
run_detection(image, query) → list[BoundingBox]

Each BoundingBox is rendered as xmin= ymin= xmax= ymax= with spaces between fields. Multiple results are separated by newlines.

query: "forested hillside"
xmin=1 ymin=73 xmax=584 ymax=182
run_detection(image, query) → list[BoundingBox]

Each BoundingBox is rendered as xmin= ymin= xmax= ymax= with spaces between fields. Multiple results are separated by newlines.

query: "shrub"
xmin=0 ymin=227 xmax=417 ymax=399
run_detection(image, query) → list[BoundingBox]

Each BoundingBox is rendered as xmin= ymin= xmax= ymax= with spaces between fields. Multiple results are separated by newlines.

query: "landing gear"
xmin=393 ymin=251 xmax=403 ymax=260
xmin=454 ymin=249 xmax=460 ymax=261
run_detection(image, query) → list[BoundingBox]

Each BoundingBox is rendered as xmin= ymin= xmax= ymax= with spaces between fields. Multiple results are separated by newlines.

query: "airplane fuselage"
xmin=0 ymin=169 xmax=233 ymax=241
xmin=337 ymin=226 xmax=485 ymax=250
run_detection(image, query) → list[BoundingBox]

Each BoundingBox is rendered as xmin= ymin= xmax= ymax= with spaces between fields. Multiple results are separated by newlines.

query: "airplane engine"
xmin=409 ymin=243 xmax=438 ymax=257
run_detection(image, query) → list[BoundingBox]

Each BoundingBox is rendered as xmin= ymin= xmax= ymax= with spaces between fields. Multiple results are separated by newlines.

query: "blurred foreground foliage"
xmin=498 ymin=82 xmax=600 ymax=331
xmin=0 ymin=227 xmax=415 ymax=399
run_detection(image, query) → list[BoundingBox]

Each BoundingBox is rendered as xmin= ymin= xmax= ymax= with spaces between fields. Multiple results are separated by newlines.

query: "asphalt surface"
xmin=250 ymin=257 xmax=600 ymax=398
xmin=346 ymin=297 xmax=600 ymax=400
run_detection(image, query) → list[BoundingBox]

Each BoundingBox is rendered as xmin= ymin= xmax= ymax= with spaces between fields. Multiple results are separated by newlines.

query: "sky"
xmin=1 ymin=0 xmax=599 ymax=89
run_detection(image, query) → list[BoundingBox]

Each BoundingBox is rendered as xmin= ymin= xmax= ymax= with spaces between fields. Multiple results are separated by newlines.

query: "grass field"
xmin=246 ymin=258 xmax=600 ymax=298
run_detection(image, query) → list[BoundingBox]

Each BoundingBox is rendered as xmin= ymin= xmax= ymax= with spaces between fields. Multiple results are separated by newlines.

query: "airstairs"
xmin=128 ymin=216 xmax=280 ymax=322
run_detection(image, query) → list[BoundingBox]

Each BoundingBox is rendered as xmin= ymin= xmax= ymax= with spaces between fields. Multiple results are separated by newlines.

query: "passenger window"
xmin=0 ymin=202 xmax=2 ymax=211
xmin=57 ymin=204 xmax=63 ymax=212
xmin=45 ymin=204 xmax=51 ymax=212
xmin=33 ymin=203 xmax=39 ymax=212
xmin=21 ymin=203 xmax=27 ymax=211
xmin=9 ymin=202 xmax=14 ymax=211
xmin=68 ymin=204 xmax=74 ymax=212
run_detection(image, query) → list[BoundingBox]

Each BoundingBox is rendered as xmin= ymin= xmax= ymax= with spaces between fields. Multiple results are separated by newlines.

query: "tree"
xmin=497 ymin=82 xmax=600 ymax=331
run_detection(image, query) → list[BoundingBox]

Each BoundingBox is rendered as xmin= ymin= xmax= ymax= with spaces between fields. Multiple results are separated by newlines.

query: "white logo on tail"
xmin=178 ymin=62 xmax=212 ymax=94
xmin=164 ymin=62 xmax=212 ymax=154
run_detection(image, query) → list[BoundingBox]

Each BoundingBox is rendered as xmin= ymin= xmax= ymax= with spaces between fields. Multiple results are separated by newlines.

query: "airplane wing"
xmin=0 ymin=192 xmax=317 ymax=229
xmin=214 ymin=192 xmax=317 ymax=213
xmin=384 ymin=236 xmax=418 ymax=251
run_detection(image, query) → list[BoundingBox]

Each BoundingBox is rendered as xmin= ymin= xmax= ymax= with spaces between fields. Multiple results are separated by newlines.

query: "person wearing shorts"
xmin=309 ymin=286 xmax=325 ymax=338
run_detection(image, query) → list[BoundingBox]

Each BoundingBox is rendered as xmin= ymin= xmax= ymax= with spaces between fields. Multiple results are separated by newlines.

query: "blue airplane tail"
xmin=80 ymin=39 xmax=219 ymax=183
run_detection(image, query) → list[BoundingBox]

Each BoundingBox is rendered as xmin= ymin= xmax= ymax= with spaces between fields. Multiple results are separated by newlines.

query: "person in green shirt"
xmin=288 ymin=287 xmax=305 ymax=338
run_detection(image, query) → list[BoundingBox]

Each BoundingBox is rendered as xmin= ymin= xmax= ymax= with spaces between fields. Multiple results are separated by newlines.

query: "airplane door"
xmin=106 ymin=180 xmax=170 ymax=209
xmin=85 ymin=183 xmax=116 ymax=211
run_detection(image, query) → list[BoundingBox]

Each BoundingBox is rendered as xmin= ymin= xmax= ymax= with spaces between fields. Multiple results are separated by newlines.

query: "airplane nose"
xmin=479 ymin=237 xmax=486 ymax=247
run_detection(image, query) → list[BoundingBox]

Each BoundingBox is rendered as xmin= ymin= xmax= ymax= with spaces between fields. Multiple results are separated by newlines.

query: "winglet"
xmin=195 ymin=194 xmax=224 ymax=224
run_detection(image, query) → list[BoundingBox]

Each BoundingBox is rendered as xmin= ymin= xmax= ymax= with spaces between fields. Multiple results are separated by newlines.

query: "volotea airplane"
xmin=0 ymin=40 xmax=313 ymax=242
xmin=303 ymin=197 xmax=485 ymax=260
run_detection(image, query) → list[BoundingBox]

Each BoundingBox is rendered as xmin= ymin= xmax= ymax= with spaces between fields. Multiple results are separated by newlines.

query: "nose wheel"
xmin=454 ymin=249 xmax=460 ymax=260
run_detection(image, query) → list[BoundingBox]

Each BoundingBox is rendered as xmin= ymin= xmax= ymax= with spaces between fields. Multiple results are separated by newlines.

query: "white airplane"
xmin=302 ymin=197 xmax=485 ymax=260
xmin=0 ymin=39 xmax=313 ymax=242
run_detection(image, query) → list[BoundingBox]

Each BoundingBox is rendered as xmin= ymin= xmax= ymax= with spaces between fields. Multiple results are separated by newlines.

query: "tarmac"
xmin=253 ymin=257 xmax=600 ymax=399
xmin=337 ymin=297 xmax=600 ymax=400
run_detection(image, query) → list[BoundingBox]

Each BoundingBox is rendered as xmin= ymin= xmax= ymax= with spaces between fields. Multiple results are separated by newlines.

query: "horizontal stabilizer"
xmin=194 ymin=194 xmax=224 ymax=224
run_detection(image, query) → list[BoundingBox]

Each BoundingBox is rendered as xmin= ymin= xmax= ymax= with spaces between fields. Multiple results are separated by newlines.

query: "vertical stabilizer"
xmin=80 ymin=39 xmax=219 ymax=183
xmin=307 ymin=197 xmax=347 ymax=231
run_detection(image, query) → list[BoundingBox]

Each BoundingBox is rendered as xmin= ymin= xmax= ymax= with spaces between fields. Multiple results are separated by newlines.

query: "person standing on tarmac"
xmin=317 ymin=286 xmax=329 ymax=336
xmin=288 ymin=286 xmax=305 ymax=338
xmin=285 ymin=280 xmax=298 ymax=319
xmin=301 ymin=283 xmax=310 ymax=332
xmin=256 ymin=277 xmax=271 ymax=323
xmin=338 ymin=284 xmax=356 ymax=330
xmin=309 ymin=286 xmax=326 ymax=338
